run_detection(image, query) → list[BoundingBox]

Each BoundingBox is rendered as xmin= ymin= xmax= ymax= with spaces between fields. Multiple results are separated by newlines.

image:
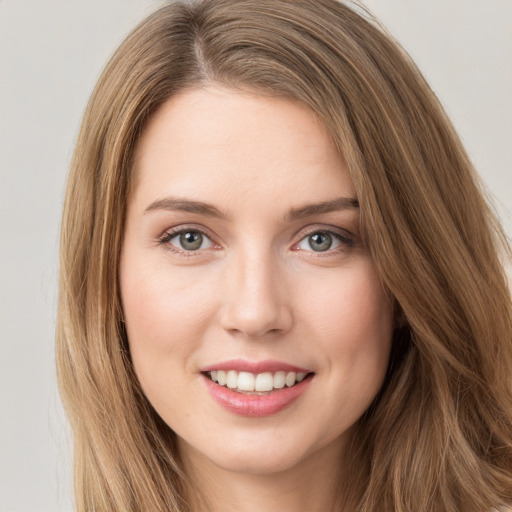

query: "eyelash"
xmin=157 ymin=225 xmax=354 ymax=257
xmin=157 ymin=226 xmax=218 ymax=257
xmin=293 ymin=227 xmax=355 ymax=256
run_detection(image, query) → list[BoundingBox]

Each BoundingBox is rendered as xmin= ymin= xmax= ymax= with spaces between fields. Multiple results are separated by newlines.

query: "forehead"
xmin=132 ymin=85 xmax=356 ymax=213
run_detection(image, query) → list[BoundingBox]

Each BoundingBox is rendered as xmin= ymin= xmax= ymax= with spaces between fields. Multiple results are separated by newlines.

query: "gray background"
xmin=0 ymin=1 xmax=510 ymax=510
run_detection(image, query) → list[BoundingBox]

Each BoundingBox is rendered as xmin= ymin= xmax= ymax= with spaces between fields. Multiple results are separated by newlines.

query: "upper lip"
xmin=200 ymin=359 xmax=312 ymax=374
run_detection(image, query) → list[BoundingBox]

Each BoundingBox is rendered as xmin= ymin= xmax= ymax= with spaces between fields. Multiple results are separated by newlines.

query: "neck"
xmin=181 ymin=439 xmax=347 ymax=512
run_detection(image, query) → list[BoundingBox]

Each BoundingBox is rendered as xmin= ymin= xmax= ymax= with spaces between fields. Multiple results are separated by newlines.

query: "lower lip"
xmin=202 ymin=374 xmax=312 ymax=417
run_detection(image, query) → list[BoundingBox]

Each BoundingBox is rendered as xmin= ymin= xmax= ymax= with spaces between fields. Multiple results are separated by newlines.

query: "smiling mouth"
xmin=204 ymin=370 xmax=314 ymax=395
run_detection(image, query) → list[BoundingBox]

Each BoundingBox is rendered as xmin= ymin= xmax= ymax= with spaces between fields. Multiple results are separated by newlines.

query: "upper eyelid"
xmin=294 ymin=224 xmax=354 ymax=241
xmin=160 ymin=224 xmax=217 ymax=241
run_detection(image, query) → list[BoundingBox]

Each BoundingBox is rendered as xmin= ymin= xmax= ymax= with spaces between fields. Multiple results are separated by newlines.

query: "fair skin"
xmin=120 ymin=85 xmax=394 ymax=512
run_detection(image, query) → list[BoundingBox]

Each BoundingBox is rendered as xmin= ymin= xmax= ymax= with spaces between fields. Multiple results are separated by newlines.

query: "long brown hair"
xmin=57 ymin=1 xmax=512 ymax=510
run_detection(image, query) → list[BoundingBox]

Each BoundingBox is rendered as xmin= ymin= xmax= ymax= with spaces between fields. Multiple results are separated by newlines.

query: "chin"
xmin=214 ymin=448 xmax=305 ymax=475
xmin=178 ymin=426 xmax=345 ymax=478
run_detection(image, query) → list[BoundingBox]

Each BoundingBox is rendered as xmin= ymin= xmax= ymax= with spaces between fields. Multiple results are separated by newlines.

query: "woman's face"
xmin=120 ymin=86 xmax=393 ymax=476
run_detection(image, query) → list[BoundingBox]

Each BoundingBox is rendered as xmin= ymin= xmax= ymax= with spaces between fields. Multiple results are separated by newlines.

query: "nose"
xmin=219 ymin=250 xmax=293 ymax=339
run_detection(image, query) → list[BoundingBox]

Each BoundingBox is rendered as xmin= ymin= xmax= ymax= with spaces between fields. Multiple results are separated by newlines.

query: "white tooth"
xmin=285 ymin=372 xmax=296 ymax=387
xmin=211 ymin=371 xmax=218 ymax=382
xmin=296 ymin=372 xmax=306 ymax=382
xmin=273 ymin=371 xmax=286 ymax=389
xmin=238 ymin=372 xmax=255 ymax=391
xmin=255 ymin=372 xmax=274 ymax=392
xmin=227 ymin=370 xmax=238 ymax=389
xmin=217 ymin=370 xmax=226 ymax=386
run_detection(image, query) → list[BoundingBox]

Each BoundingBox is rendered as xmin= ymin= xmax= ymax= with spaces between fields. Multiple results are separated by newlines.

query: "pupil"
xmin=309 ymin=233 xmax=332 ymax=252
xmin=180 ymin=231 xmax=202 ymax=250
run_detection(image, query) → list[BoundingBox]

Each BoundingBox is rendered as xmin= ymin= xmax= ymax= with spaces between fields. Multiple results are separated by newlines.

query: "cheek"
xmin=120 ymin=256 xmax=218 ymax=363
xmin=303 ymin=265 xmax=392 ymax=340
xmin=120 ymin=256 xmax=222 ymax=419
xmin=299 ymin=261 xmax=393 ymax=380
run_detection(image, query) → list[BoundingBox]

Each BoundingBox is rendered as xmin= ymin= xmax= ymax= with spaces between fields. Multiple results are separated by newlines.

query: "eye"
xmin=161 ymin=229 xmax=214 ymax=252
xmin=295 ymin=230 xmax=352 ymax=253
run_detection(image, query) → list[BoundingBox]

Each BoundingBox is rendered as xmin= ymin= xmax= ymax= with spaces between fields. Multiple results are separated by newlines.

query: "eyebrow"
xmin=144 ymin=197 xmax=228 ymax=219
xmin=143 ymin=196 xmax=359 ymax=220
xmin=285 ymin=197 xmax=359 ymax=220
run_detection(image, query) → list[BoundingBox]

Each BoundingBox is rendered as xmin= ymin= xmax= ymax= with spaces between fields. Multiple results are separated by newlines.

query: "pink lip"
xmin=201 ymin=373 xmax=313 ymax=417
xmin=201 ymin=359 xmax=310 ymax=374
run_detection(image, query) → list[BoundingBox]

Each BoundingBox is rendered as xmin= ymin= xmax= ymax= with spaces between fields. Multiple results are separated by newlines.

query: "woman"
xmin=56 ymin=0 xmax=512 ymax=510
